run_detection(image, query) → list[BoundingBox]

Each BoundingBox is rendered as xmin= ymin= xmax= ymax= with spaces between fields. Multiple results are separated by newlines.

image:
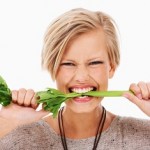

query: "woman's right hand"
xmin=0 ymin=88 xmax=49 ymax=138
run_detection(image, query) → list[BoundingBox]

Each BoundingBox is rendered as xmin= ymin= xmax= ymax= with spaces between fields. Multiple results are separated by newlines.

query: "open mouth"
xmin=68 ymin=87 xmax=97 ymax=102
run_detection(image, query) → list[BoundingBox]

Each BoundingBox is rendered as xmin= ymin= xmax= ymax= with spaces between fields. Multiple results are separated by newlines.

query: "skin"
xmin=56 ymin=29 xmax=115 ymax=113
xmin=54 ymin=29 xmax=116 ymax=138
xmin=0 ymin=28 xmax=150 ymax=139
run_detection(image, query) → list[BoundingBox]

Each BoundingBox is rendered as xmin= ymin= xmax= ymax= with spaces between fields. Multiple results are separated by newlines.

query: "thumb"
xmin=34 ymin=103 xmax=51 ymax=119
xmin=123 ymin=91 xmax=143 ymax=107
xmin=31 ymin=109 xmax=50 ymax=120
xmin=123 ymin=92 xmax=150 ymax=116
xmin=35 ymin=109 xmax=50 ymax=119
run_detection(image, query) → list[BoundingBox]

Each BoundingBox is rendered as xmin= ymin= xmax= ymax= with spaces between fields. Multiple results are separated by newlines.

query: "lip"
xmin=73 ymin=96 xmax=92 ymax=103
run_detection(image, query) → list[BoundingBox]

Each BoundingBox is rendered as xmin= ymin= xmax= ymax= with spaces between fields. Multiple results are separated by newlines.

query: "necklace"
xmin=58 ymin=106 xmax=106 ymax=150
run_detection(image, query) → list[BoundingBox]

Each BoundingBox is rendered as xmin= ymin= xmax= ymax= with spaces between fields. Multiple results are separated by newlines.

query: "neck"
xmin=62 ymin=106 xmax=105 ymax=139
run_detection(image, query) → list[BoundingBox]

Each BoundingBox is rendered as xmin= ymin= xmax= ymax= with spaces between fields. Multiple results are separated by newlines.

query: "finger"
xmin=123 ymin=91 xmax=150 ymax=116
xmin=138 ymin=81 xmax=149 ymax=100
xmin=129 ymin=83 xmax=142 ymax=99
xmin=146 ymin=82 xmax=150 ymax=98
xmin=24 ymin=89 xmax=35 ymax=107
xmin=11 ymin=90 xmax=18 ymax=103
xmin=31 ymin=94 xmax=38 ymax=109
xmin=17 ymin=88 xmax=27 ymax=105
xmin=123 ymin=91 xmax=143 ymax=107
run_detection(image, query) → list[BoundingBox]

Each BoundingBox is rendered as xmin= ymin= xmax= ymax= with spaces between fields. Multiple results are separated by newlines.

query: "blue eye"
xmin=89 ymin=61 xmax=104 ymax=65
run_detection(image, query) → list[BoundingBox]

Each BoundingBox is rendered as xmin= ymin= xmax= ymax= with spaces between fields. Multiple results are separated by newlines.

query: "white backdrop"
xmin=0 ymin=0 xmax=150 ymax=119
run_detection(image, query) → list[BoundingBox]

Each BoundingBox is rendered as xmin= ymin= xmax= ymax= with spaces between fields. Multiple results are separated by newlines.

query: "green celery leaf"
xmin=0 ymin=75 xmax=12 ymax=106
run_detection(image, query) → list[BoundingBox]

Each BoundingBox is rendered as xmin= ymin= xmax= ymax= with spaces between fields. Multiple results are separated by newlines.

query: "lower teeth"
xmin=78 ymin=96 xmax=88 ymax=98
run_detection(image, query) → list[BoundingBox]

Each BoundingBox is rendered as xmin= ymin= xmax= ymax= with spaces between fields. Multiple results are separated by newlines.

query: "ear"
xmin=108 ymin=64 xmax=116 ymax=79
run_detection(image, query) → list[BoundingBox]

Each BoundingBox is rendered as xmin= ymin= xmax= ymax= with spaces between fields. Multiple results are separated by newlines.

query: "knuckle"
xmin=130 ymin=83 xmax=136 ymax=89
xmin=24 ymin=102 xmax=31 ymax=107
xmin=147 ymin=82 xmax=150 ymax=89
xmin=11 ymin=90 xmax=18 ymax=100
xmin=31 ymin=97 xmax=38 ymax=107
xmin=26 ymin=89 xmax=35 ymax=98
xmin=137 ymin=81 xmax=145 ymax=86
xmin=19 ymin=88 xmax=27 ymax=92
xmin=142 ymin=92 xmax=149 ymax=100
xmin=27 ymin=89 xmax=35 ymax=94
xmin=31 ymin=103 xmax=38 ymax=109
xmin=130 ymin=83 xmax=140 ymax=94
xmin=31 ymin=98 xmax=36 ymax=105
xmin=17 ymin=101 xmax=24 ymax=106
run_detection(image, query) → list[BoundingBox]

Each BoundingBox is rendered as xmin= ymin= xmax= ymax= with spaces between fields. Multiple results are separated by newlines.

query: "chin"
xmin=65 ymin=100 xmax=100 ymax=114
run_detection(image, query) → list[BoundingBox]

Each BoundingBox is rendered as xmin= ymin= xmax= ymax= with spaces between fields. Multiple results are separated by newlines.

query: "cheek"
xmin=57 ymin=69 xmax=74 ymax=82
xmin=56 ymin=68 xmax=74 ymax=90
xmin=89 ymin=67 xmax=109 ymax=80
xmin=89 ymin=67 xmax=109 ymax=89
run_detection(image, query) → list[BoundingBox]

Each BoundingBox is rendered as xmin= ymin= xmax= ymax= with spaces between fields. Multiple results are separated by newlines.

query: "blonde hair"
xmin=42 ymin=8 xmax=120 ymax=80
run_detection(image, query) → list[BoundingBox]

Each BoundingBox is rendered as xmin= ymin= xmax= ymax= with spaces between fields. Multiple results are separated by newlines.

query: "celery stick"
xmin=37 ymin=88 xmax=132 ymax=117
xmin=82 ymin=90 xmax=131 ymax=97
xmin=0 ymin=75 xmax=133 ymax=118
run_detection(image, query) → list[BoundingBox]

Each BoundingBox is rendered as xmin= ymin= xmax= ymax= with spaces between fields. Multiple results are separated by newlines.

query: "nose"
xmin=74 ymin=65 xmax=90 ymax=82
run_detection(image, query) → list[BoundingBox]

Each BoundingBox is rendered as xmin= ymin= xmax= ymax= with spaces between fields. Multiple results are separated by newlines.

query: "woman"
xmin=0 ymin=8 xmax=150 ymax=150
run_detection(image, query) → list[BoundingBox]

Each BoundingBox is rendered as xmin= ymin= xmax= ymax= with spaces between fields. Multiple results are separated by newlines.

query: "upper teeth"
xmin=71 ymin=87 xmax=94 ymax=93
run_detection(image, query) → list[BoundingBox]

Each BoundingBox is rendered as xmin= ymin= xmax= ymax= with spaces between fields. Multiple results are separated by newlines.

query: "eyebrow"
xmin=61 ymin=57 xmax=104 ymax=62
xmin=87 ymin=57 xmax=104 ymax=61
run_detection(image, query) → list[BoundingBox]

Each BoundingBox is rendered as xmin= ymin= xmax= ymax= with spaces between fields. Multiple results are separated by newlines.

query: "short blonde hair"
xmin=42 ymin=8 xmax=120 ymax=80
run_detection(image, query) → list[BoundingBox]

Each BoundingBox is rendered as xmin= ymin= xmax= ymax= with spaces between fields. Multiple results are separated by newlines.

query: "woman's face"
xmin=56 ymin=29 xmax=115 ymax=113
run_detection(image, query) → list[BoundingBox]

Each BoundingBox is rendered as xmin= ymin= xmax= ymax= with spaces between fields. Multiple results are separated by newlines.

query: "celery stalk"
xmin=36 ymin=88 xmax=132 ymax=117
xmin=0 ymin=75 xmax=132 ymax=117
xmin=82 ymin=90 xmax=131 ymax=97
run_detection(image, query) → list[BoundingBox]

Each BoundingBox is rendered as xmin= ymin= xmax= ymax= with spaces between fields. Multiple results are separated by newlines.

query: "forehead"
xmin=62 ymin=29 xmax=108 ymax=60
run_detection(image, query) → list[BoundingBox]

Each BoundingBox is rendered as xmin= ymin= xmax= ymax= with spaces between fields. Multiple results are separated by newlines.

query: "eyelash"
xmin=60 ymin=61 xmax=104 ymax=66
xmin=60 ymin=62 xmax=75 ymax=66
xmin=89 ymin=61 xmax=104 ymax=65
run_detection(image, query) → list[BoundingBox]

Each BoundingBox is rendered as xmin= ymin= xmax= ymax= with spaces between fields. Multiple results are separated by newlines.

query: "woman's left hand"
xmin=123 ymin=81 xmax=150 ymax=117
